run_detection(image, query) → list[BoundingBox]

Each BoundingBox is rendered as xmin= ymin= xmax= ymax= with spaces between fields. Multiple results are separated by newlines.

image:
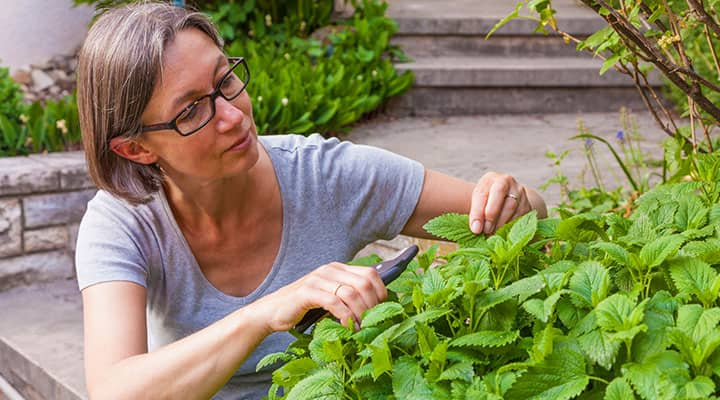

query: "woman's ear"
xmin=109 ymin=137 xmax=159 ymax=165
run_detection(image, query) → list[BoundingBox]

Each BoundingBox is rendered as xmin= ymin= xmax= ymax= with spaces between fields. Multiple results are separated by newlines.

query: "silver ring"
xmin=506 ymin=193 xmax=519 ymax=202
xmin=332 ymin=283 xmax=343 ymax=296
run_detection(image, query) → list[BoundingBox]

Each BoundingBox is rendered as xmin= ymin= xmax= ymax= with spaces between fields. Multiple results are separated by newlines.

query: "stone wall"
xmin=0 ymin=151 xmax=95 ymax=291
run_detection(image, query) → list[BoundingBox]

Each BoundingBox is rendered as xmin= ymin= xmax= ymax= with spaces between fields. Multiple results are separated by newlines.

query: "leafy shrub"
xmin=227 ymin=0 xmax=413 ymax=135
xmin=0 ymin=93 xmax=81 ymax=156
xmin=262 ymin=151 xmax=720 ymax=399
xmin=0 ymin=67 xmax=26 ymax=126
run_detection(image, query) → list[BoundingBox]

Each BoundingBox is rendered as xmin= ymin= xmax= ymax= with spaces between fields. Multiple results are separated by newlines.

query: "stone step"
xmin=387 ymin=0 xmax=607 ymax=36
xmin=396 ymin=56 xmax=645 ymax=87
xmin=0 ymin=280 xmax=86 ymax=400
xmin=391 ymin=35 xmax=589 ymax=58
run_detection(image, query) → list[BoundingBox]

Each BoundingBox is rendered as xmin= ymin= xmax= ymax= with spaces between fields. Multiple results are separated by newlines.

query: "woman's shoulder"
xmin=81 ymin=189 xmax=165 ymax=234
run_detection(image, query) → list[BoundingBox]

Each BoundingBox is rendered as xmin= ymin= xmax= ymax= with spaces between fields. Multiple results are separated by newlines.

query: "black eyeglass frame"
xmin=140 ymin=57 xmax=250 ymax=137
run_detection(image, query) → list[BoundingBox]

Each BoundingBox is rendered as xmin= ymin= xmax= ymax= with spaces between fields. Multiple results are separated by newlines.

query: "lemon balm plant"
xmin=261 ymin=150 xmax=720 ymax=400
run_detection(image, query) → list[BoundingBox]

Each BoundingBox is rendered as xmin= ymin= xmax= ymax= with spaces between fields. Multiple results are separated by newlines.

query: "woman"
xmin=75 ymin=2 xmax=547 ymax=399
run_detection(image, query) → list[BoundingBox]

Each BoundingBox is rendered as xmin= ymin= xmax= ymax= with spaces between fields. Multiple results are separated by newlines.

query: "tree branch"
xmin=687 ymin=0 xmax=720 ymax=40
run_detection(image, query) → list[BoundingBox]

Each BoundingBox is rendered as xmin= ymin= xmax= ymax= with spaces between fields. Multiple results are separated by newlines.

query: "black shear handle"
xmin=294 ymin=245 xmax=419 ymax=333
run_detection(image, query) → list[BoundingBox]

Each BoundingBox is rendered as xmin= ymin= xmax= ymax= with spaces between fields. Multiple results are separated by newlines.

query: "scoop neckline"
xmin=159 ymin=139 xmax=289 ymax=305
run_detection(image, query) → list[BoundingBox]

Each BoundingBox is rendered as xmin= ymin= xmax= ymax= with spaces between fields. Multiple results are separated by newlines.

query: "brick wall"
xmin=0 ymin=152 xmax=95 ymax=291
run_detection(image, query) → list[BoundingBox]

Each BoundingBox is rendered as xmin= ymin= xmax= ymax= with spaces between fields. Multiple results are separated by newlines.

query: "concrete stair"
xmin=385 ymin=0 xmax=660 ymax=115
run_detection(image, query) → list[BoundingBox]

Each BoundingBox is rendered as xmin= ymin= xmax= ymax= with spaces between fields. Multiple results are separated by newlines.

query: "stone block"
xmin=29 ymin=152 xmax=94 ymax=190
xmin=0 ymin=251 xmax=74 ymax=291
xmin=0 ymin=199 xmax=22 ymax=258
xmin=23 ymin=190 xmax=96 ymax=229
xmin=24 ymin=226 xmax=69 ymax=253
xmin=0 ymin=157 xmax=58 ymax=196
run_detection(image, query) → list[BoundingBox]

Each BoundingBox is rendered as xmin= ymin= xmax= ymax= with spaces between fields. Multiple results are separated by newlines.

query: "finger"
xmin=469 ymin=180 xmax=492 ymax=234
xmin=496 ymin=194 xmax=519 ymax=229
xmin=483 ymin=180 xmax=510 ymax=234
xmin=334 ymin=285 xmax=367 ymax=329
xmin=511 ymin=187 xmax=533 ymax=219
xmin=313 ymin=291 xmax=357 ymax=330
xmin=317 ymin=264 xmax=383 ymax=310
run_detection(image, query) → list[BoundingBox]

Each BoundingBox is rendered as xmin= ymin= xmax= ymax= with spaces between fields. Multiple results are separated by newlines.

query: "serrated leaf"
xmin=569 ymin=261 xmax=610 ymax=309
xmin=272 ymin=357 xmax=319 ymax=388
xmin=680 ymin=376 xmax=715 ymax=398
xmin=350 ymin=362 xmax=374 ymax=382
xmin=392 ymin=356 xmax=434 ymax=399
xmin=313 ymin=318 xmax=353 ymax=341
xmin=604 ymin=377 xmax=636 ymax=400
xmin=523 ymin=290 xmax=564 ymax=323
xmin=639 ymin=235 xmax=685 ymax=269
xmin=578 ymin=329 xmax=621 ymax=370
xmin=675 ymin=196 xmax=708 ymax=230
xmin=669 ymin=258 xmax=718 ymax=307
xmin=423 ymin=213 xmax=486 ymax=247
xmin=369 ymin=339 xmax=392 ymax=379
xmin=285 ymin=363 xmax=343 ymax=400
xmin=504 ymin=346 xmax=589 ymax=400
xmin=508 ymin=211 xmax=538 ymax=250
xmin=596 ymin=294 xmax=647 ymax=339
xmin=437 ymin=362 xmax=475 ymax=383
xmin=256 ymin=351 xmax=295 ymax=372
xmin=623 ymin=351 xmax=686 ymax=400
xmin=592 ymin=242 xmax=633 ymax=268
xmin=680 ymin=239 xmax=720 ymax=264
xmin=361 ymin=302 xmax=405 ymax=328
xmin=450 ymin=330 xmax=520 ymax=348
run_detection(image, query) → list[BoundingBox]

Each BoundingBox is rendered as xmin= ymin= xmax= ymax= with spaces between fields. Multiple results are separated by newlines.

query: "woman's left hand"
xmin=469 ymin=172 xmax=533 ymax=235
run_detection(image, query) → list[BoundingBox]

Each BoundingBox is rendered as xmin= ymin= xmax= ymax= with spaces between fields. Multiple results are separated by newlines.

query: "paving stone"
xmin=23 ymin=190 xmax=96 ymax=229
xmin=0 ymin=199 xmax=22 ymax=258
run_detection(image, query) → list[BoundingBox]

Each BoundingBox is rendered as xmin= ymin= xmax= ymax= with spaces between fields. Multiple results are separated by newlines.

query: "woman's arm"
xmin=82 ymin=262 xmax=387 ymax=399
xmin=401 ymin=168 xmax=547 ymax=239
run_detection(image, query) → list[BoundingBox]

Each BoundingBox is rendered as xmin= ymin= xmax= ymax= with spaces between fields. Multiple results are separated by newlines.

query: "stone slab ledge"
xmin=0 ymin=152 xmax=92 ymax=197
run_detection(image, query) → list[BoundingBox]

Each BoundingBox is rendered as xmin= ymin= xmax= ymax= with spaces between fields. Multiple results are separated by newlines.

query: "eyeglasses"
xmin=141 ymin=57 xmax=250 ymax=137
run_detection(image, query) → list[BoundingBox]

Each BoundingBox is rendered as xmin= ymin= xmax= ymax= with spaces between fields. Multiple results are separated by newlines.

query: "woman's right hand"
xmin=249 ymin=262 xmax=388 ymax=333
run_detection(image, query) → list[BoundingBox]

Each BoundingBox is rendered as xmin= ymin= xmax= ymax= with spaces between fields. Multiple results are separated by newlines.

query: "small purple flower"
xmin=584 ymin=138 xmax=594 ymax=149
xmin=616 ymin=130 xmax=625 ymax=142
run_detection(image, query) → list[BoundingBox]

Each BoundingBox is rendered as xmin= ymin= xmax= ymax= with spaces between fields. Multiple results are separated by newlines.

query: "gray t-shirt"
xmin=75 ymin=134 xmax=424 ymax=399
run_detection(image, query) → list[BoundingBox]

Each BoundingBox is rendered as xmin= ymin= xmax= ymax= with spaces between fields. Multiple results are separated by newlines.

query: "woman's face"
xmin=137 ymin=28 xmax=260 ymax=182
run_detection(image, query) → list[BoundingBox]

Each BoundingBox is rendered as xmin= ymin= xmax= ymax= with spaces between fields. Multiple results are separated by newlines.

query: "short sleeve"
xmin=315 ymin=135 xmax=425 ymax=243
xmin=75 ymin=193 xmax=150 ymax=291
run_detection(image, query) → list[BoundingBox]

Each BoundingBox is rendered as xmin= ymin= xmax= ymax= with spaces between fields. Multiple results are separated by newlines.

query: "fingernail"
xmin=471 ymin=220 xmax=481 ymax=233
xmin=484 ymin=221 xmax=494 ymax=234
xmin=354 ymin=322 xmax=361 ymax=331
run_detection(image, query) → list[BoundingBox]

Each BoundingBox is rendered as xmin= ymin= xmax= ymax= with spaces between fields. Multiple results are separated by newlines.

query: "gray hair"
xmin=77 ymin=1 xmax=223 ymax=204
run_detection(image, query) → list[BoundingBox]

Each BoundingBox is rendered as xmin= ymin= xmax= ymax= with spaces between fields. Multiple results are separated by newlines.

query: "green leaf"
xmin=256 ymin=351 xmax=295 ymax=372
xmin=272 ymin=357 xmax=319 ymax=388
xmin=450 ymin=330 xmax=520 ymax=348
xmin=680 ymin=376 xmax=714 ymax=399
xmin=669 ymin=258 xmax=718 ymax=307
xmin=504 ymin=345 xmax=589 ymax=400
xmin=523 ymin=290 xmax=564 ymax=323
xmin=437 ymin=362 xmax=475 ymax=383
xmin=569 ymin=261 xmax=610 ymax=309
xmin=595 ymin=294 xmax=647 ymax=338
xmin=361 ymin=302 xmax=405 ymax=328
xmin=423 ymin=213 xmax=486 ymax=247
xmin=623 ymin=351 xmax=686 ymax=400
xmin=604 ymin=378 xmax=636 ymax=400
xmin=369 ymin=339 xmax=393 ymax=379
xmin=639 ymin=235 xmax=685 ymax=269
xmin=508 ymin=211 xmax=538 ymax=251
xmin=392 ymin=356 xmax=434 ymax=399
xmin=675 ymin=196 xmax=708 ymax=230
xmin=592 ymin=242 xmax=633 ymax=268
xmin=578 ymin=329 xmax=621 ymax=370
xmin=285 ymin=364 xmax=344 ymax=400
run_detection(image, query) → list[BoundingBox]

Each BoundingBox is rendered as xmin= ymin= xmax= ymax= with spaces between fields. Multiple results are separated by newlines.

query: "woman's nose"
xmin=214 ymin=96 xmax=245 ymax=133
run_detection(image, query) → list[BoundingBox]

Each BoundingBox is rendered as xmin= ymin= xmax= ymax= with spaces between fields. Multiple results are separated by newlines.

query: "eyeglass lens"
xmin=175 ymin=61 xmax=248 ymax=135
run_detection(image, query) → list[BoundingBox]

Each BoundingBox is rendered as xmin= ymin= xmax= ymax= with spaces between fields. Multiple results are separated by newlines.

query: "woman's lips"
xmin=228 ymin=132 xmax=251 ymax=152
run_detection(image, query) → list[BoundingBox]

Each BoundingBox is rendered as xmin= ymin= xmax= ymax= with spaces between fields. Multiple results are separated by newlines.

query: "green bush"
xmin=0 ymin=67 xmax=26 ymax=126
xmin=262 ymin=150 xmax=720 ymax=399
